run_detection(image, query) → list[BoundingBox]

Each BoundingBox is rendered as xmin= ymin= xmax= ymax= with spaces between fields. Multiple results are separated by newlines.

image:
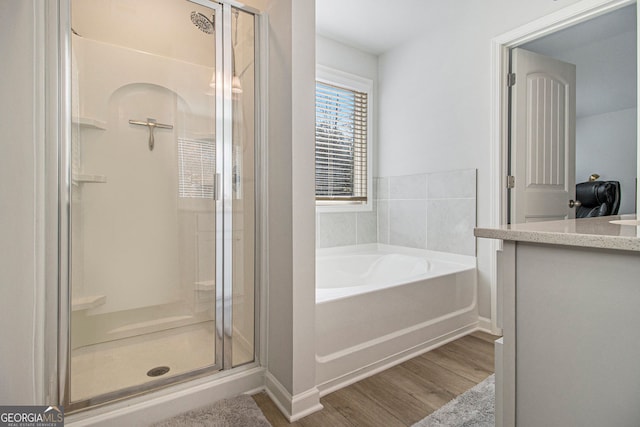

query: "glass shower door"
xmin=68 ymin=0 xmax=225 ymax=408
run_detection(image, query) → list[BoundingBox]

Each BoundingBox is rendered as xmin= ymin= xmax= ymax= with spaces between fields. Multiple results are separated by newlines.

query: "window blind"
xmin=178 ymin=137 xmax=216 ymax=199
xmin=315 ymin=81 xmax=368 ymax=202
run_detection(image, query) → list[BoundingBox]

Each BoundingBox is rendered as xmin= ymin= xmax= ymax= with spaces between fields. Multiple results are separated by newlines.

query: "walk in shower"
xmin=63 ymin=0 xmax=257 ymax=411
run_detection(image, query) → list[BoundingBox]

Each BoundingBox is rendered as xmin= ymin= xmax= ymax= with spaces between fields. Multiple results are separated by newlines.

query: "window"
xmin=178 ymin=137 xmax=216 ymax=199
xmin=315 ymin=66 xmax=372 ymax=210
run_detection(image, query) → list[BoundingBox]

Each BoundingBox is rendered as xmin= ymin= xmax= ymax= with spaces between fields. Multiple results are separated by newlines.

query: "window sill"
xmin=316 ymin=201 xmax=373 ymax=214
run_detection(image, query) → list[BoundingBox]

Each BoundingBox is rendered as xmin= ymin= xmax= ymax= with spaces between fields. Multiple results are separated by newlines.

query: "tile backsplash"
xmin=316 ymin=205 xmax=378 ymax=248
xmin=316 ymin=168 xmax=477 ymax=256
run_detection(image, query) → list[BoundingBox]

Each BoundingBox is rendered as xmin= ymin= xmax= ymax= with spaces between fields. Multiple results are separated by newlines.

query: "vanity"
xmin=475 ymin=215 xmax=640 ymax=427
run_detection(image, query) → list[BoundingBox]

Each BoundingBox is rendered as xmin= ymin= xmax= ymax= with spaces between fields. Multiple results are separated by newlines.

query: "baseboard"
xmin=66 ymin=366 xmax=265 ymax=427
xmin=478 ymin=316 xmax=502 ymax=335
xmin=478 ymin=316 xmax=493 ymax=333
xmin=264 ymin=372 xmax=323 ymax=422
xmin=316 ymin=322 xmax=478 ymax=397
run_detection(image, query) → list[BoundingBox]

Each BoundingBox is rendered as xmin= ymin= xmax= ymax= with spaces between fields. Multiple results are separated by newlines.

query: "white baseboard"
xmin=264 ymin=372 xmax=323 ymax=422
xmin=316 ymin=322 xmax=478 ymax=397
xmin=66 ymin=367 xmax=265 ymax=427
xmin=478 ymin=316 xmax=502 ymax=336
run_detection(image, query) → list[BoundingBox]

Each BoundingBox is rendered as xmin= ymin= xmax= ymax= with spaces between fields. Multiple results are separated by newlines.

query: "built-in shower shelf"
xmin=73 ymin=174 xmax=107 ymax=184
xmin=72 ymin=116 xmax=107 ymax=130
xmin=72 ymin=295 xmax=106 ymax=311
xmin=195 ymin=280 xmax=215 ymax=291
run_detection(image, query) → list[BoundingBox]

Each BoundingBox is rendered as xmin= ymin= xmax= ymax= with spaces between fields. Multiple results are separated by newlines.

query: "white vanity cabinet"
xmin=476 ymin=216 xmax=640 ymax=427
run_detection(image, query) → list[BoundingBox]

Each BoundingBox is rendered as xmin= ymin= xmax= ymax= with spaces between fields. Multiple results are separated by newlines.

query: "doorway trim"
xmin=488 ymin=0 xmax=636 ymax=333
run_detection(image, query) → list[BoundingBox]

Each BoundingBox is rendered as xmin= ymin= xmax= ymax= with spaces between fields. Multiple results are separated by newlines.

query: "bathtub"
xmin=315 ymin=244 xmax=478 ymax=394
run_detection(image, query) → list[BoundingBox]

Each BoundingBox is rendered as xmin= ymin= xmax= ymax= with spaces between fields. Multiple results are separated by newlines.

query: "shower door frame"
xmin=50 ymin=0 xmax=263 ymax=413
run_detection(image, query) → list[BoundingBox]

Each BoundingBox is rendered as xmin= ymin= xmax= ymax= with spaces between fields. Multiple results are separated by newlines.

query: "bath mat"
xmin=151 ymin=394 xmax=272 ymax=427
xmin=412 ymin=374 xmax=495 ymax=427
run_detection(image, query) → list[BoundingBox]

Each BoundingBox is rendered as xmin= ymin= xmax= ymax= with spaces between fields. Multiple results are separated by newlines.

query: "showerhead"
xmin=190 ymin=11 xmax=214 ymax=34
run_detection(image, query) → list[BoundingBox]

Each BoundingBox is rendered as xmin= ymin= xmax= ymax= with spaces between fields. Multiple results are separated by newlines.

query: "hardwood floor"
xmin=253 ymin=331 xmax=499 ymax=427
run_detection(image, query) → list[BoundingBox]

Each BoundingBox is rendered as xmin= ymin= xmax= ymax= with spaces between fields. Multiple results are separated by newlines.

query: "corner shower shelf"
xmin=72 ymin=295 xmax=106 ymax=312
xmin=72 ymin=116 xmax=107 ymax=130
xmin=73 ymin=173 xmax=107 ymax=184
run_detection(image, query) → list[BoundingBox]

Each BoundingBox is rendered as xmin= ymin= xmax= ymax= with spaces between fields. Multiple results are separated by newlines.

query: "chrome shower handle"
xmin=147 ymin=121 xmax=156 ymax=150
xmin=129 ymin=118 xmax=174 ymax=151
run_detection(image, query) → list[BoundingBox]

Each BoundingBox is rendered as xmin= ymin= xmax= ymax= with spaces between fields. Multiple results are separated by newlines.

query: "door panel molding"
xmin=511 ymin=48 xmax=576 ymax=224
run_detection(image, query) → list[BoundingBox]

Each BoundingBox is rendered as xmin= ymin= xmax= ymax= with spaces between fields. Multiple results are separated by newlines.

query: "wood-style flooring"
xmin=253 ymin=331 xmax=499 ymax=427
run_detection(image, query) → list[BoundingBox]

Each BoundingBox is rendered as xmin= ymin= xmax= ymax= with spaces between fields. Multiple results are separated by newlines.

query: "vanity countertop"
xmin=474 ymin=215 xmax=640 ymax=252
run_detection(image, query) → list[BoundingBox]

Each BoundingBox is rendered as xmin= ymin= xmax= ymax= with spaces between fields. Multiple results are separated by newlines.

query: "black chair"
xmin=575 ymin=180 xmax=620 ymax=218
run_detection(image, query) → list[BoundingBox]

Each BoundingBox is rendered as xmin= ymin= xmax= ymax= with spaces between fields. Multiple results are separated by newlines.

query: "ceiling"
xmin=315 ymin=0 xmax=438 ymax=55
xmin=523 ymin=4 xmax=636 ymax=55
xmin=317 ymin=1 xmax=637 ymax=56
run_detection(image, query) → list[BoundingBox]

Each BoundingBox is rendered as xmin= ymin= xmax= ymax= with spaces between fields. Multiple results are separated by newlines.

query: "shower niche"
xmin=66 ymin=0 xmax=257 ymax=411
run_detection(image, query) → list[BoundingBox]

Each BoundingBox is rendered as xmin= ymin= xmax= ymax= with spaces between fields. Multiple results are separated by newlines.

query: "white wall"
xmin=316 ymin=35 xmax=378 ymax=94
xmin=0 ymin=0 xmax=44 ymax=404
xmin=577 ymin=108 xmax=637 ymax=214
xmin=572 ymin=30 xmax=636 ymax=118
xmin=266 ymin=0 xmax=321 ymax=419
xmin=377 ymin=0 xmax=584 ymax=319
xmin=570 ymin=31 xmax=637 ymax=213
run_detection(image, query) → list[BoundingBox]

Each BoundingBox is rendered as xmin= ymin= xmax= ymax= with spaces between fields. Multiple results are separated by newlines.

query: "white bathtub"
xmin=315 ymin=244 xmax=478 ymax=394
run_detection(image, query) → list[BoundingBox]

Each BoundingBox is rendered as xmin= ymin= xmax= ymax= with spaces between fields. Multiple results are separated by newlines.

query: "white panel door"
xmin=510 ymin=48 xmax=576 ymax=224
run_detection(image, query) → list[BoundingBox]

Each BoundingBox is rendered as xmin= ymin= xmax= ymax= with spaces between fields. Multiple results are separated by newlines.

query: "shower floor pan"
xmin=70 ymin=321 xmax=216 ymax=401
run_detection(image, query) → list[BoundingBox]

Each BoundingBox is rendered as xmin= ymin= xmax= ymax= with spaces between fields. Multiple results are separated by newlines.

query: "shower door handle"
xmin=215 ymin=173 xmax=221 ymax=200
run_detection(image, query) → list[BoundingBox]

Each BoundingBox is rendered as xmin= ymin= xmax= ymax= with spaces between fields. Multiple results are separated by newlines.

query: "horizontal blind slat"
xmin=315 ymin=80 xmax=368 ymax=202
xmin=178 ymin=137 xmax=216 ymax=199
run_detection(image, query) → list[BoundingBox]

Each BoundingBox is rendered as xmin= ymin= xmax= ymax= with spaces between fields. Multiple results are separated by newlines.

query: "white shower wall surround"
xmin=73 ymin=35 xmax=214 ymax=316
xmin=316 ymin=168 xmax=477 ymax=256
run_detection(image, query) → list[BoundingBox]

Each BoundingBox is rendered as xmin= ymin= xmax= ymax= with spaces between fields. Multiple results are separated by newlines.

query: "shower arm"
xmin=129 ymin=118 xmax=173 ymax=151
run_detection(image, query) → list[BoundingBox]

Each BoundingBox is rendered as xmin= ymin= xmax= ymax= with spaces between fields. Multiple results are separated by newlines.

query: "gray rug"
xmin=151 ymin=394 xmax=271 ymax=427
xmin=412 ymin=374 xmax=495 ymax=427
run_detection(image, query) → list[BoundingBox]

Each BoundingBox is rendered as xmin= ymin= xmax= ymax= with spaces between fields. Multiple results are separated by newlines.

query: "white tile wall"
xmin=317 ymin=169 xmax=476 ymax=256
xmin=427 ymin=198 xmax=476 ymax=256
xmin=389 ymin=174 xmax=427 ymax=200
xmin=377 ymin=200 xmax=389 ymax=244
xmin=356 ymin=206 xmax=378 ymax=245
xmin=316 ymin=212 xmax=357 ymax=248
xmin=428 ymin=169 xmax=476 ymax=199
xmin=376 ymin=177 xmax=389 ymax=200
xmin=389 ymin=200 xmax=427 ymax=248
